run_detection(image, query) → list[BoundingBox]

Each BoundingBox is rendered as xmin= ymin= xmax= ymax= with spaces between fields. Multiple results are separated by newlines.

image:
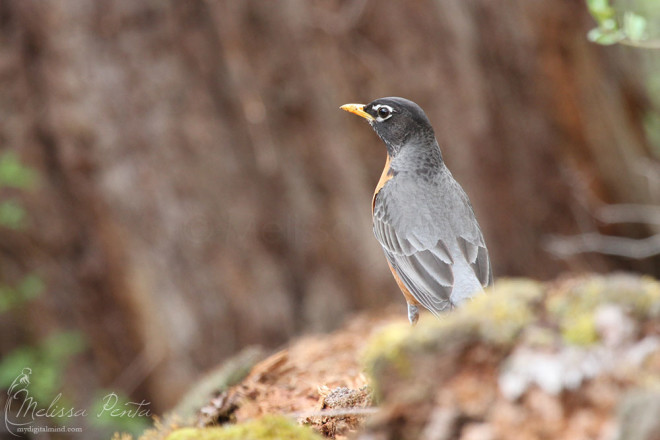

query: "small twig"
xmin=544 ymin=232 xmax=660 ymax=259
xmin=288 ymin=407 xmax=380 ymax=419
xmin=597 ymin=204 xmax=660 ymax=225
xmin=618 ymin=38 xmax=660 ymax=49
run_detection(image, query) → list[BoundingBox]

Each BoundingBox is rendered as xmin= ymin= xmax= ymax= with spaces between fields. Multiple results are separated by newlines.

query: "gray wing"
xmin=457 ymin=234 xmax=493 ymax=288
xmin=373 ymin=181 xmax=492 ymax=315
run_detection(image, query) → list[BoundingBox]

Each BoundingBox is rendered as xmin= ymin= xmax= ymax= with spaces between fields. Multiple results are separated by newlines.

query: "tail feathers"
xmin=449 ymin=257 xmax=485 ymax=307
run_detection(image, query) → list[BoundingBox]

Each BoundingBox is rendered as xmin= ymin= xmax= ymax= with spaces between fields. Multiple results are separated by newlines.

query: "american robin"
xmin=341 ymin=97 xmax=493 ymax=324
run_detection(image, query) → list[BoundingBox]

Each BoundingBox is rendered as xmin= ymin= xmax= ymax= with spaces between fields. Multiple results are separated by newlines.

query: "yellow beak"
xmin=340 ymin=103 xmax=375 ymax=121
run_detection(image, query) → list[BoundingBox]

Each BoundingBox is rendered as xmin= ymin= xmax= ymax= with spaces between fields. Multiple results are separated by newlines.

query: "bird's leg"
xmin=407 ymin=303 xmax=419 ymax=326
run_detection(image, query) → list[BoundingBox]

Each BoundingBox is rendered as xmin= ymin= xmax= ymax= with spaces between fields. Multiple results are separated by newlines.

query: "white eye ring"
xmin=372 ymin=104 xmax=395 ymax=122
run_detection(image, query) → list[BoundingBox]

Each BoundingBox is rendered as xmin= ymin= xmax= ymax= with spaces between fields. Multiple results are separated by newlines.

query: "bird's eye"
xmin=378 ymin=107 xmax=391 ymax=118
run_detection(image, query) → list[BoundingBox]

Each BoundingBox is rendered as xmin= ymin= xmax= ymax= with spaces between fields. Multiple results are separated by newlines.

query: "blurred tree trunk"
xmin=0 ymin=0 xmax=656 ymax=411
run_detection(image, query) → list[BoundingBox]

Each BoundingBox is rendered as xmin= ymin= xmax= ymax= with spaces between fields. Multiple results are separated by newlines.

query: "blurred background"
xmin=1 ymin=0 xmax=659 ymax=436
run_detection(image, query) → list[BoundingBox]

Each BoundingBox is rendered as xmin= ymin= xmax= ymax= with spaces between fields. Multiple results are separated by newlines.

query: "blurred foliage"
xmin=0 ymin=152 xmax=37 ymax=189
xmin=0 ymin=152 xmax=87 ymax=425
xmin=0 ymin=274 xmax=44 ymax=312
xmin=0 ymin=151 xmax=150 ymax=439
xmin=0 ymin=332 xmax=86 ymax=406
xmin=90 ymin=390 xmax=152 ymax=437
xmin=586 ymin=1 xmax=660 ymax=161
xmin=0 ymin=151 xmax=37 ymax=230
xmin=586 ymin=0 xmax=660 ymax=47
xmin=0 ymin=199 xmax=28 ymax=230
xmin=0 ymin=151 xmax=41 ymax=310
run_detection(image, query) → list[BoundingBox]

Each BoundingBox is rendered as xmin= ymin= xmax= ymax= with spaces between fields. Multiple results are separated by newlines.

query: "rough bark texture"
xmin=0 ymin=0 xmax=657 ymax=411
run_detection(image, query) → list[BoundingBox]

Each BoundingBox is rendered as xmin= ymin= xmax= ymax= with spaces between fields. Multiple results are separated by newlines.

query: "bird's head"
xmin=341 ymin=97 xmax=435 ymax=156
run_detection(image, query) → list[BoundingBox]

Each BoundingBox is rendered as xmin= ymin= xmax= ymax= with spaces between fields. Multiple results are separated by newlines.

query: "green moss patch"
xmin=547 ymin=274 xmax=660 ymax=345
xmin=363 ymin=278 xmax=543 ymax=378
xmin=165 ymin=416 xmax=322 ymax=440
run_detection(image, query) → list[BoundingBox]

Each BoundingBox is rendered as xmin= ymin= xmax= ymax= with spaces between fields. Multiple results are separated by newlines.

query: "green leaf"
xmin=587 ymin=0 xmax=615 ymax=23
xmin=0 ymin=200 xmax=27 ymax=229
xmin=0 ymin=348 xmax=36 ymax=387
xmin=0 ymin=152 xmax=36 ymax=189
xmin=0 ymin=285 xmax=15 ymax=313
xmin=587 ymin=27 xmax=625 ymax=45
xmin=17 ymin=275 xmax=45 ymax=301
xmin=0 ymin=331 xmax=87 ymax=403
xmin=0 ymin=275 xmax=44 ymax=313
xmin=43 ymin=331 xmax=87 ymax=360
xmin=623 ymin=11 xmax=648 ymax=42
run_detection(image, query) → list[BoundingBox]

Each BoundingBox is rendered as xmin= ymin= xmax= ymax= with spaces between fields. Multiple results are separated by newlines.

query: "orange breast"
xmin=387 ymin=261 xmax=420 ymax=306
xmin=372 ymin=154 xmax=394 ymax=213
